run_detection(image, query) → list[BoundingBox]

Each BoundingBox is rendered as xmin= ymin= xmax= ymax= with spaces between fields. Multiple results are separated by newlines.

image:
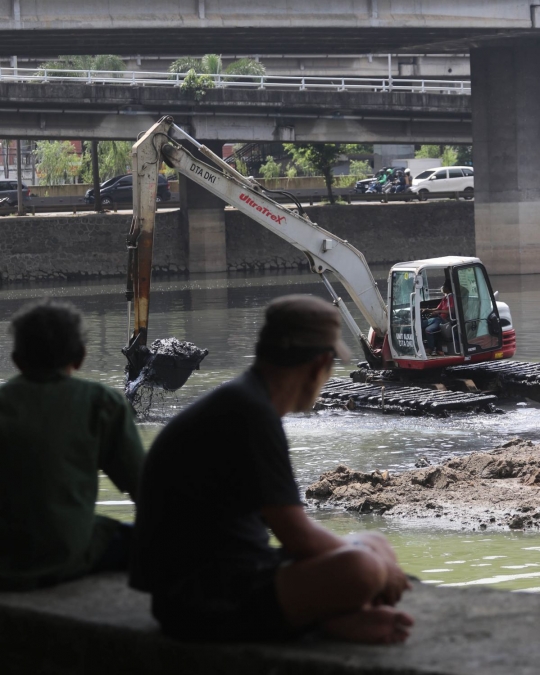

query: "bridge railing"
xmin=0 ymin=67 xmax=471 ymax=95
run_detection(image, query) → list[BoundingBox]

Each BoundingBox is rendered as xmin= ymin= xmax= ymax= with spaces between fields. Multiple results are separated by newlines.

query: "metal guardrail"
xmin=0 ymin=191 xmax=474 ymax=217
xmin=0 ymin=67 xmax=472 ymax=95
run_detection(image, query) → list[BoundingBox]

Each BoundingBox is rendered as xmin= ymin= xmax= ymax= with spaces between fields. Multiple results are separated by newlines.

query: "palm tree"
xmin=37 ymin=55 xmax=126 ymax=78
xmin=169 ymin=54 xmax=265 ymax=80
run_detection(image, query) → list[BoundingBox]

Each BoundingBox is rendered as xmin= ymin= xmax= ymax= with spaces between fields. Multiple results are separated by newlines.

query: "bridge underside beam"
xmin=472 ymin=45 xmax=540 ymax=275
xmin=0 ymin=27 xmax=534 ymax=57
xmin=0 ymin=111 xmax=471 ymax=145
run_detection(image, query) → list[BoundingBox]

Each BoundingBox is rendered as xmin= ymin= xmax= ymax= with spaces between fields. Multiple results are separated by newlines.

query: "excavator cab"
xmin=387 ymin=257 xmax=511 ymax=369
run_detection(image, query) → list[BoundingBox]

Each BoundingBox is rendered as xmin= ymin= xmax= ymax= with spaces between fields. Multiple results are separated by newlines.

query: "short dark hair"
xmin=9 ymin=298 xmax=87 ymax=371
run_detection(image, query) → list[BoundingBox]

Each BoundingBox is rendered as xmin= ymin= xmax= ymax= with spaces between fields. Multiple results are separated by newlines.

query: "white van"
xmin=409 ymin=166 xmax=474 ymax=200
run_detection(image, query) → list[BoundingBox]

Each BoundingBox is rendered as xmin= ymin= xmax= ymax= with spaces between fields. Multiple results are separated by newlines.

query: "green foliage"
xmin=415 ymin=144 xmax=469 ymax=167
xmin=441 ymin=146 xmax=458 ymax=167
xmin=349 ymin=159 xmax=371 ymax=179
xmin=285 ymin=164 xmax=298 ymax=178
xmin=168 ymin=57 xmax=203 ymax=75
xmin=201 ymin=54 xmax=223 ymax=75
xmin=284 ymin=143 xmax=343 ymax=203
xmin=334 ymin=175 xmax=356 ymax=188
xmin=37 ymin=55 xmax=125 ymax=77
xmin=455 ymin=145 xmax=473 ymax=165
xmin=79 ymin=141 xmax=132 ymax=183
xmin=34 ymin=140 xmax=82 ymax=185
xmin=224 ymin=58 xmax=266 ymax=79
xmin=235 ymin=158 xmax=249 ymax=176
xmin=415 ymin=145 xmax=442 ymax=159
xmin=341 ymin=143 xmax=374 ymax=155
xmin=90 ymin=55 xmax=126 ymax=73
xmin=180 ymin=69 xmax=215 ymax=100
xmin=259 ymin=156 xmax=281 ymax=179
xmin=169 ymin=54 xmax=265 ymax=83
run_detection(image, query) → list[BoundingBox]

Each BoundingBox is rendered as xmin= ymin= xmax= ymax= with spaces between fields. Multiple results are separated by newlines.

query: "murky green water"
xmin=1 ymin=269 xmax=539 ymax=592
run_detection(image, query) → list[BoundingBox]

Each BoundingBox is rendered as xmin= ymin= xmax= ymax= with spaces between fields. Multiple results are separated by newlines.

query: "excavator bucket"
xmin=123 ymin=337 xmax=208 ymax=403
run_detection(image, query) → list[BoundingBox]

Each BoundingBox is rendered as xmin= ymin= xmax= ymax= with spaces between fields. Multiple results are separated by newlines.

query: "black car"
xmin=0 ymin=180 xmax=31 ymax=205
xmin=84 ymin=174 xmax=171 ymax=205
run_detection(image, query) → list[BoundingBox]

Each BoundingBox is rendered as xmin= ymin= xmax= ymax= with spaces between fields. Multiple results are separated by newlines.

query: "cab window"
xmin=389 ymin=271 xmax=415 ymax=356
xmin=456 ymin=266 xmax=499 ymax=351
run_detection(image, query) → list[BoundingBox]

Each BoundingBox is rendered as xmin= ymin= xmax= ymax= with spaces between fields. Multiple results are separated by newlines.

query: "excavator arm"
xmin=125 ymin=116 xmax=388 ymax=381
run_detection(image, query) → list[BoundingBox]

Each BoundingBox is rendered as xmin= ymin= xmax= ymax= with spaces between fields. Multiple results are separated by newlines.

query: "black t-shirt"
xmin=130 ymin=367 xmax=301 ymax=594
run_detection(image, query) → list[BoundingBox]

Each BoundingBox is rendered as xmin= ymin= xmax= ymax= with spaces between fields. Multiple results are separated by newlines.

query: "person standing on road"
xmin=131 ymin=294 xmax=414 ymax=644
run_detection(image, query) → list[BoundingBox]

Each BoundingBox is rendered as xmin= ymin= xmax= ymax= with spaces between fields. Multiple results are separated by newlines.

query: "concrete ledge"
xmin=1 ymin=574 xmax=539 ymax=675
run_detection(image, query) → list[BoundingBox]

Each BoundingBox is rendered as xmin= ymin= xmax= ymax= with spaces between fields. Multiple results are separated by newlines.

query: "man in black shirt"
xmin=131 ymin=295 xmax=413 ymax=643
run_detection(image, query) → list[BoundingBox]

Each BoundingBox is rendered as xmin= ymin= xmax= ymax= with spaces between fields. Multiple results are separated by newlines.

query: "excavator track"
xmin=317 ymin=378 xmax=499 ymax=416
xmin=318 ymin=361 xmax=540 ymax=416
xmin=444 ymin=361 xmax=540 ymax=404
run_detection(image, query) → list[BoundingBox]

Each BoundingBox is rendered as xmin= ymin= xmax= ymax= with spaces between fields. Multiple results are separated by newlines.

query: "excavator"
xmin=123 ymin=116 xmax=538 ymax=414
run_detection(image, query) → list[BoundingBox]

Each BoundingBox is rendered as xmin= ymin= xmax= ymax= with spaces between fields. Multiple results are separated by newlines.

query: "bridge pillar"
xmin=471 ymin=46 xmax=540 ymax=275
xmin=183 ymin=142 xmax=227 ymax=274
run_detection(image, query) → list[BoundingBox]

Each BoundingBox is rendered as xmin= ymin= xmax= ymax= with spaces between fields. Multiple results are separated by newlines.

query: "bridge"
xmin=0 ymin=1 xmax=538 ymax=56
xmin=0 ymin=71 xmax=472 ymax=143
xmin=0 ymin=0 xmax=539 ymax=275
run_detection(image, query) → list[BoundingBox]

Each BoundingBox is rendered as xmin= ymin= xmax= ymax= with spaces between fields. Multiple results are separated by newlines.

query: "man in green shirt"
xmin=0 ymin=299 xmax=145 ymax=591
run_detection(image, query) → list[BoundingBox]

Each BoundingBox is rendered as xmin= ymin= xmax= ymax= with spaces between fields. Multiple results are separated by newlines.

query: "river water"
xmin=1 ymin=268 xmax=539 ymax=592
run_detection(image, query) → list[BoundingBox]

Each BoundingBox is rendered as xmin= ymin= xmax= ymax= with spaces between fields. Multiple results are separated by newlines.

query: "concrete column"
xmin=471 ymin=46 xmax=540 ymax=275
xmin=185 ymin=141 xmax=227 ymax=274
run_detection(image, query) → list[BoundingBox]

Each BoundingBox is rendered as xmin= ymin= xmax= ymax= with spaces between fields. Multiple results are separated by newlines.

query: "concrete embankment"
xmin=1 ymin=573 xmax=539 ymax=675
xmin=0 ymin=201 xmax=474 ymax=282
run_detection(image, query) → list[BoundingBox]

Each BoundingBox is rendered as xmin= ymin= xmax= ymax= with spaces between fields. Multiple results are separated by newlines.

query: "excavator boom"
xmin=126 ymin=116 xmax=387 ymax=357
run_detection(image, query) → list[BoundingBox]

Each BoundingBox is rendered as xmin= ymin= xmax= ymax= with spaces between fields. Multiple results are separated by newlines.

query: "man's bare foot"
xmin=322 ymin=605 xmax=414 ymax=644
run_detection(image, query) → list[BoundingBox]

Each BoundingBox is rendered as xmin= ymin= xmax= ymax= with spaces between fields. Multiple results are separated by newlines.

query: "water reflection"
xmin=0 ymin=269 xmax=539 ymax=591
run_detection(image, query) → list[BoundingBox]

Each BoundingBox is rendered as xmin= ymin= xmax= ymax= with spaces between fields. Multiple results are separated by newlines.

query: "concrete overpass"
xmin=0 ymin=1 xmax=539 ymax=56
xmin=0 ymin=82 xmax=472 ymax=143
xmin=0 ymin=0 xmax=539 ymax=275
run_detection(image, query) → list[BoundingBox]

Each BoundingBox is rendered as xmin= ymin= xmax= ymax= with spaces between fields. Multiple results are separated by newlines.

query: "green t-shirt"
xmin=0 ymin=372 xmax=145 ymax=590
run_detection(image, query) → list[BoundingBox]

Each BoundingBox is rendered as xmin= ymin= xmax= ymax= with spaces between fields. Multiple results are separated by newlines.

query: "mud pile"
xmin=306 ymin=438 xmax=540 ymax=531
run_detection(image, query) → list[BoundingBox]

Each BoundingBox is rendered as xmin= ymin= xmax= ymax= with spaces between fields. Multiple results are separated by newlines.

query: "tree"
xmin=80 ymin=141 xmax=132 ymax=183
xmin=169 ymin=54 xmax=265 ymax=79
xmin=283 ymin=143 xmax=343 ymax=203
xmin=349 ymin=160 xmax=371 ymax=180
xmin=34 ymin=141 xmax=82 ymax=185
xmin=180 ymin=69 xmax=215 ymax=101
xmin=455 ymin=145 xmax=473 ymax=165
xmin=441 ymin=146 xmax=458 ymax=167
xmin=37 ymin=54 xmax=126 ymax=78
xmin=415 ymin=145 xmax=442 ymax=159
xmin=224 ymin=58 xmax=266 ymax=79
xmin=259 ymin=156 xmax=281 ymax=179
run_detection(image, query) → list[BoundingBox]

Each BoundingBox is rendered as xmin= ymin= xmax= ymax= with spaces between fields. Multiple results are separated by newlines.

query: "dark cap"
xmin=255 ymin=294 xmax=351 ymax=366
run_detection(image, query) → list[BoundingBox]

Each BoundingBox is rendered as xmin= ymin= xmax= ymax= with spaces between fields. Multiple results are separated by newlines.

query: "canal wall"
xmin=226 ymin=201 xmax=475 ymax=271
xmin=0 ymin=202 xmax=474 ymax=281
xmin=0 ymin=210 xmax=188 ymax=281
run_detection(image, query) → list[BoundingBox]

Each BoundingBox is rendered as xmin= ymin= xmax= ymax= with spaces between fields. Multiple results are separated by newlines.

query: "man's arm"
xmin=99 ymin=393 xmax=146 ymax=503
xmin=262 ymin=503 xmax=346 ymax=559
xmin=262 ymin=504 xmax=411 ymax=605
